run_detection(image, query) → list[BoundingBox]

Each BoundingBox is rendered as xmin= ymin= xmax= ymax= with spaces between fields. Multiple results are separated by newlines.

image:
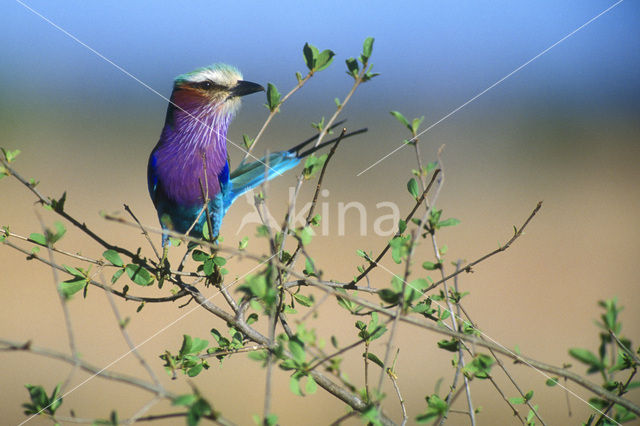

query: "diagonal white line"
xmin=371 ymin=259 xmax=621 ymax=424
xmin=19 ymin=251 xmax=281 ymax=425
xmin=357 ymin=0 xmax=626 ymax=176
xmin=13 ymin=0 xmax=284 ymax=177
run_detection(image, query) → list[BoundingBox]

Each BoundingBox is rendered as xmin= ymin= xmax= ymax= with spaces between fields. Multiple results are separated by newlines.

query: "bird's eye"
xmin=200 ymin=81 xmax=213 ymax=90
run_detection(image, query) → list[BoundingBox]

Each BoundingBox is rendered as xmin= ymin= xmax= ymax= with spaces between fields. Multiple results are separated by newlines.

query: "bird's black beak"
xmin=231 ymin=80 xmax=265 ymax=97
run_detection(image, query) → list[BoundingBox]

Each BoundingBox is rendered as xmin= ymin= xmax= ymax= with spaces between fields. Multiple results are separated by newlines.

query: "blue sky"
xmin=3 ymin=0 xmax=639 ymax=110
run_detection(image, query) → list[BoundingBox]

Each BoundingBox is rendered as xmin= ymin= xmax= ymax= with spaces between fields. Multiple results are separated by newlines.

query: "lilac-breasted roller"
xmin=148 ymin=64 xmax=360 ymax=245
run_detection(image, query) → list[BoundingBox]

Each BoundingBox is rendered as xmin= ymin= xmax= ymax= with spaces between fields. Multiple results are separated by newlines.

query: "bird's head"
xmin=171 ymin=64 xmax=264 ymax=118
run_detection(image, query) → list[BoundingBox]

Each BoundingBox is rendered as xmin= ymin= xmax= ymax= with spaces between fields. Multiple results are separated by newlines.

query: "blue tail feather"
xmin=225 ymin=151 xmax=300 ymax=210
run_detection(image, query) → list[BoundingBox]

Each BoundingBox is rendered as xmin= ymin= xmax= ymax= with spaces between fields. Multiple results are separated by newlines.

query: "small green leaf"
xmin=305 ymin=375 xmax=318 ymax=394
xmin=125 ymin=264 xmax=154 ymax=286
xmin=509 ymin=396 xmax=526 ymax=405
xmin=422 ymin=261 xmax=439 ymax=270
xmin=365 ymin=352 xmax=384 ymax=368
xmin=59 ymin=278 xmax=87 ymax=299
xmin=111 ymin=268 xmax=124 ymax=284
xmin=293 ymin=293 xmax=313 ymax=307
xmin=546 ymin=378 xmax=559 ymax=387
xmin=103 ymin=249 xmax=123 ymax=267
xmin=314 ymin=49 xmax=335 ymax=72
xmin=569 ymin=348 xmax=603 ymax=370
xmin=296 ymin=227 xmax=313 ymax=246
xmin=345 ymin=58 xmax=359 ymax=78
xmin=3 ymin=148 xmax=21 ymax=162
xmin=238 ymin=236 xmax=249 ymax=250
xmin=172 ymin=394 xmax=198 ymax=407
xmin=407 ymin=178 xmax=419 ymax=200
xmin=303 ymin=43 xmax=319 ymax=71
xmin=437 ymin=218 xmax=461 ymax=229
xmin=437 ymin=339 xmax=460 ymax=352
xmin=28 ymin=233 xmax=47 ymax=245
xmin=361 ymin=37 xmax=374 ymax=62
xmin=191 ymin=249 xmax=208 ymax=262
xmin=266 ymin=83 xmax=281 ymax=112
xmin=411 ymin=116 xmax=425 ymax=134
xmin=390 ymin=111 xmax=410 ymax=131
xmin=187 ymin=364 xmax=204 ymax=377
xmin=289 ymin=375 xmax=303 ymax=396
xmin=242 ymin=134 xmax=254 ymax=150
xmin=289 ymin=337 xmax=306 ymax=364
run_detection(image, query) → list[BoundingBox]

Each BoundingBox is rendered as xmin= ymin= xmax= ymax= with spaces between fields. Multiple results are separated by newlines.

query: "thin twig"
xmin=242 ymin=71 xmax=313 ymax=162
xmin=424 ymin=201 xmax=543 ymax=293
xmin=350 ymin=169 xmax=441 ymax=286
xmin=102 ymin=273 xmax=164 ymax=391
xmin=37 ymin=212 xmax=80 ymax=395
xmin=124 ymin=204 xmax=161 ymax=261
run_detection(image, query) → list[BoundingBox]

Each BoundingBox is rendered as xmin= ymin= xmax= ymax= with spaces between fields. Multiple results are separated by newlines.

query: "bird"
xmin=147 ymin=63 xmax=364 ymax=246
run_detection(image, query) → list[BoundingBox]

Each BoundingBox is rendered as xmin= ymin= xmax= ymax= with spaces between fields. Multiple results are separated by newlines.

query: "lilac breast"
xmin=153 ymin=105 xmax=231 ymax=206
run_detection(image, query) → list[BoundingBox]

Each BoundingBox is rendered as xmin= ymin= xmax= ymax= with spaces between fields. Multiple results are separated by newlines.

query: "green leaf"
xmin=242 ymin=134 xmax=254 ymax=150
xmin=509 ymin=396 xmax=526 ymax=405
xmin=190 ymin=338 xmax=209 ymax=354
xmin=187 ymin=364 xmax=204 ymax=377
xmin=125 ymin=264 xmax=154 ymax=286
xmin=422 ymin=261 xmax=439 ymax=270
xmin=409 ymin=278 xmax=430 ymax=291
xmin=289 ymin=374 xmax=303 ymax=396
xmin=407 ymin=178 xmax=419 ymax=200
xmin=361 ymin=37 xmax=374 ymax=62
xmin=59 ymin=278 xmax=87 ymax=299
xmin=437 ymin=218 xmax=461 ymax=229
xmin=103 ymin=249 xmax=123 ymax=267
xmin=191 ymin=249 xmax=209 ymax=262
xmin=50 ymin=191 xmax=66 ymax=213
xmin=390 ymin=111 xmax=410 ymax=131
xmin=378 ymin=289 xmax=400 ymax=304
xmin=288 ymin=337 xmax=306 ymax=364
xmin=296 ymin=226 xmax=313 ymax=245
xmin=293 ymin=293 xmax=313 ymax=307
xmin=303 ymin=43 xmax=319 ymax=71
xmin=248 ymin=350 xmax=268 ymax=362
xmin=314 ymin=49 xmax=335 ymax=72
xmin=3 ymin=148 xmax=21 ymax=162
xmin=172 ymin=394 xmax=198 ymax=407
xmin=416 ymin=394 xmax=448 ymax=423
xmin=437 ymin=339 xmax=460 ymax=352
xmin=398 ymin=219 xmax=407 ymax=234
xmin=546 ymin=377 xmax=559 ymax=387
xmin=569 ymin=348 xmax=603 ymax=370
xmin=28 ymin=233 xmax=46 ymax=245
xmin=302 ymin=154 xmax=327 ymax=180
xmin=463 ymin=353 xmax=494 ymax=379
xmin=345 ymin=57 xmax=359 ymax=78
xmin=365 ymin=352 xmax=384 ymax=368
xmin=389 ymin=235 xmax=410 ymax=264
xmin=238 ymin=236 xmax=249 ymax=250
xmin=111 ymin=268 xmax=124 ymax=284
xmin=411 ymin=116 xmax=425 ymax=134
xmin=305 ymin=375 xmax=318 ymax=394
xmin=266 ymin=83 xmax=281 ymax=112
xmin=46 ymin=221 xmax=66 ymax=243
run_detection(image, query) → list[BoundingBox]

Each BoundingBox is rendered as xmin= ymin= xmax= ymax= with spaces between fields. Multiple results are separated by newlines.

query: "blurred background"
xmin=2 ymin=1 xmax=639 ymax=424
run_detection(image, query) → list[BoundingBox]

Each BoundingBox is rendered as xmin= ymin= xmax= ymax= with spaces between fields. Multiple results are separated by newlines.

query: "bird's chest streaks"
xmin=153 ymin=142 xmax=227 ymax=207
